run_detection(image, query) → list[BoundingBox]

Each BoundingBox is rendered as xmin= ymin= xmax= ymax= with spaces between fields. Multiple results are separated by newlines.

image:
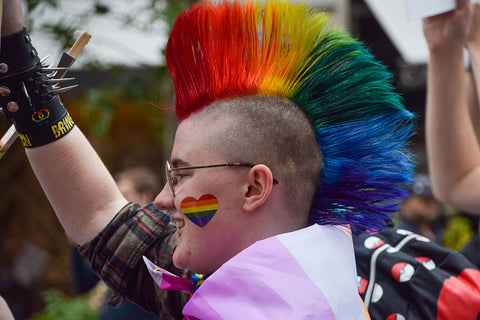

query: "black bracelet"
xmin=0 ymin=28 xmax=75 ymax=148
xmin=13 ymin=97 xmax=75 ymax=147
xmin=0 ymin=27 xmax=39 ymax=78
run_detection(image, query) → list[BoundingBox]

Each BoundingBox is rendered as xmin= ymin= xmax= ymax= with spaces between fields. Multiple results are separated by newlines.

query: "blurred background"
xmin=1 ymin=0 xmax=477 ymax=319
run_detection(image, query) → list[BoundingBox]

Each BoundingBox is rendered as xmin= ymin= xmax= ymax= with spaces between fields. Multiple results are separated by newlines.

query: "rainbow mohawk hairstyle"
xmin=166 ymin=0 xmax=415 ymax=233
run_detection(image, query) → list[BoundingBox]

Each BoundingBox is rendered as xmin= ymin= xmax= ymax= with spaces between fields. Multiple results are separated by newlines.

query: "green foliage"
xmin=160 ymin=0 xmax=199 ymax=30
xmin=79 ymin=65 xmax=169 ymax=138
xmin=42 ymin=21 xmax=79 ymax=51
xmin=93 ymin=3 xmax=110 ymax=15
xmin=443 ymin=216 xmax=474 ymax=251
xmin=29 ymin=289 xmax=99 ymax=320
xmin=24 ymin=0 xmax=59 ymax=14
xmin=82 ymin=88 xmax=117 ymax=137
xmin=24 ymin=0 xmax=197 ymax=46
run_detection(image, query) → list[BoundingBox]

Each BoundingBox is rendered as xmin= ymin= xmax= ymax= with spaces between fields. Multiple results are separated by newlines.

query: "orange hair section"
xmin=166 ymin=0 xmax=328 ymax=121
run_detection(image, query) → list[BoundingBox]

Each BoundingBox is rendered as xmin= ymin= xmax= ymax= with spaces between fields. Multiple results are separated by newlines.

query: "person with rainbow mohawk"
xmin=0 ymin=0 xmax=414 ymax=319
xmin=165 ymin=0 xmax=415 ymax=234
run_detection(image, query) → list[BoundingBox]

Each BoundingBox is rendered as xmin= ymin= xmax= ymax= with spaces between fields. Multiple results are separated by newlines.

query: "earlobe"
xmin=242 ymin=165 xmax=274 ymax=212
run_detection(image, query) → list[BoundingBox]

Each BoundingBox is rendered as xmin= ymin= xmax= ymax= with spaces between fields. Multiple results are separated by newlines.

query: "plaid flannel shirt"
xmin=79 ymin=202 xmax=189 ymax=319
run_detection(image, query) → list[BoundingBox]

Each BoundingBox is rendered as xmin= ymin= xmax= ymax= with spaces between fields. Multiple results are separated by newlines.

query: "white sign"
xmin=406 ymin=0 xmax=480 ymax=19
xmin=365 ymin=0 xmax=428 ymax=64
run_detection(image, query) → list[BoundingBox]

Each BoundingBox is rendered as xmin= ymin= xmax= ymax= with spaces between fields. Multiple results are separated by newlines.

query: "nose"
xmin=154 ymin=183 xmax=175 ymax=210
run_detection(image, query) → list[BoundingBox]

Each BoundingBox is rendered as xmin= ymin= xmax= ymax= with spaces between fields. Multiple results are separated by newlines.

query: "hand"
xmin=467 ymin=3 xmax=480 ymax=52
xmin=1 ymin=0 xmax=24 ymax=36
xmin=422 ymin=0 xmax=472 ymax=53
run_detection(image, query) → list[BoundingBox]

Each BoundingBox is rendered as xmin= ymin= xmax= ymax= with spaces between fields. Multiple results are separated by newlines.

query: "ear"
xmin=242 ymin=164 xmax=274 ymax=212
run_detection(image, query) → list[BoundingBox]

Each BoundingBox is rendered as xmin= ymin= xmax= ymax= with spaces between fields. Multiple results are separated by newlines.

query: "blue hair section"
xmin=309 ymin=112 xmax=416 ymax=233
xmin=286 ymin=27 xmax=416 ymax=233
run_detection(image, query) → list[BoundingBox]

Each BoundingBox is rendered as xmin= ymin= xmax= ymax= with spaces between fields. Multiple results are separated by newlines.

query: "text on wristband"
xmin=19 ymin=133 xmax=32 ymax=147
xmin=51 ymin=113 xmax=74 ymax=139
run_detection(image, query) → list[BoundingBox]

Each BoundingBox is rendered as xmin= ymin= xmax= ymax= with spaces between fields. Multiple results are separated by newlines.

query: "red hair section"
xmin=166 ymin=1 xmax=261 ymax=121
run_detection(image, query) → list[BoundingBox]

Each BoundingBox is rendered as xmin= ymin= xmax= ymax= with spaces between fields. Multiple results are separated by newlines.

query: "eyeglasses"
xmin=165 ymin=161 xmax=278 ymax=197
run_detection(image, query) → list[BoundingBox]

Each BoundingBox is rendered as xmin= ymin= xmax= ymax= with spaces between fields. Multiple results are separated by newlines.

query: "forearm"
xmin=468 ymin=41 xmax=480 ymax=122
xmin=1 ymin=0 xmax=23 ymax=36
xmin=426 ymin=47 xmax=480 ymax=212
xmin=26 ymin=127 xmax=128 ymax=244
xmin=0 ymin=0 xmax=128 ymax=244
xmin=466 ymin=70 xmax=480 ymax=143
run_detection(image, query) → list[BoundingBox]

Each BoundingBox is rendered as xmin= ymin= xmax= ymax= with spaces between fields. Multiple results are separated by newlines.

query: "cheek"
xmin=173 ymin=228 xmax=216 ymax=273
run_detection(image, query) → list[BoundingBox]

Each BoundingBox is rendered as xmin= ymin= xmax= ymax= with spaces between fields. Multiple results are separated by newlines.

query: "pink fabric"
xmin=143 ymin=256 xmax=195 ymax=293
xmin=160 ymin=273 xmax=195 ymax=292
xmin=182 ymin=235 xmax=335 ymax=320
xmin=144 ymin=224 xmax=366 ymax=320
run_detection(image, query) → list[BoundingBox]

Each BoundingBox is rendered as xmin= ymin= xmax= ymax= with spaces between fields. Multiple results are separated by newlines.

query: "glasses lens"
xmin=165 ymin=161 xmax=174 ymax=197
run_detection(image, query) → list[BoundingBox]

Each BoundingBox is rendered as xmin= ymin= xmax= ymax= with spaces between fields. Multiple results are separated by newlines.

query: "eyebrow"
xmin=171 ymin=158 xmax=190 ymax=168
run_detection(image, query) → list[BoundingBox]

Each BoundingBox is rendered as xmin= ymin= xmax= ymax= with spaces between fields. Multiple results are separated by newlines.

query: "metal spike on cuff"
xmin=40 ymin=54 xmax=52 ymax=64
xmin=51 ymin=84 xmax=79 ymax=95
xmin=40 ymin=67 xmax=70 ymax=79
xmin=21 ymin=81 xmax=32 ymax=106
xmin=46 ymin=77 xmax=75 ymax=85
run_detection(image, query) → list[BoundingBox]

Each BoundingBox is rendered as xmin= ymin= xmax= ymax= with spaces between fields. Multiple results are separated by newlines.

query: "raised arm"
xmin=1 ymin=0 xmax=128 ymax=244
xmin=466 ymin=4 xmax=480 ymax=145
xmin=466 ymin=67 xmax=480 ymax=144
xmin=422 ymin=0 xmax=480 ymax=214
xmin=26 ymin=130 xmax=128 ymax=244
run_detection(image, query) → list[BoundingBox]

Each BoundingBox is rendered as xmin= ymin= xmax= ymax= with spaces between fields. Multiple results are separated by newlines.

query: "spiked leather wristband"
xmin=0 ymin=28 xmax=75 ymax=147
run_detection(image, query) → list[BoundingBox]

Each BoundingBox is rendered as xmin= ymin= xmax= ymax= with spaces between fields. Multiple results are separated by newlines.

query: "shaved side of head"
xmin=191 ymin=95 xmax=322 ymax=218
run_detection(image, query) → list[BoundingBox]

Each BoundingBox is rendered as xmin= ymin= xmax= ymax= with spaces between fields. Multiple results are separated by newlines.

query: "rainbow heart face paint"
xmin=180 ymin=194 xmax=218 ymax=227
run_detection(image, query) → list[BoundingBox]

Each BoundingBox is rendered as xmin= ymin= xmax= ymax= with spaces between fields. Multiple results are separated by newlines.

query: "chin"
xmin=172 ymin=251 xmax=201 ymax=273
xmin=172 ymin=250 xmax=188 ymax=270
xmin=175 ymin=254 xmax=213 ymax=275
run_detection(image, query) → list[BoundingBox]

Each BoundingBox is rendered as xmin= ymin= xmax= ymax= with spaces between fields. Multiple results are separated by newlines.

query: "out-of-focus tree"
xmin=23 ymin=0 xmax=195 ymax=51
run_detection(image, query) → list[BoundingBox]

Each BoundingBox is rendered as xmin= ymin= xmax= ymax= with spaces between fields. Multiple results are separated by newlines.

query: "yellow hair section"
xmin=257 ymin=1 xmax=329 ymax=97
